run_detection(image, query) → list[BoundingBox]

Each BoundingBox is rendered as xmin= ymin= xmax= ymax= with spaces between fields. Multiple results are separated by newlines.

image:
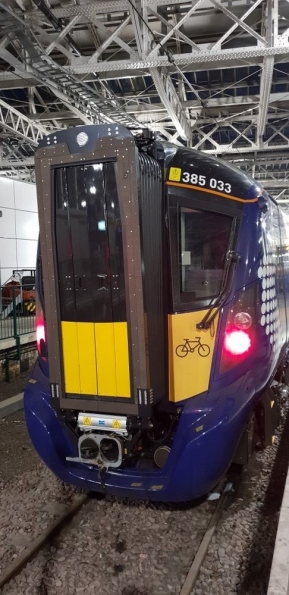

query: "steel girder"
xmin=0 ymin=3 xmax=142 ymax=129
xmin=256 ymin=0 xmax=275 ymax=142
xmin=149 ymin=68 xmax=192 ymax=140
xmin=116 ymin=0 xmax=192 ymax=142
xmin=23 ymin=0 xmax=289 ymax=154
xmin=0 ymin=98 xmax=47 ymax=145
xmin=69 ymin=47 xmax=289 ymax=75
xmin=258 ymin=180 xmax=289 ymax=187
xmin=0 ymin=0 xmax=289 ymax=183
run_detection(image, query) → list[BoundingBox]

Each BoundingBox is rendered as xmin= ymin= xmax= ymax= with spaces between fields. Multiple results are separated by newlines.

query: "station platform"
xmin=0 ymin=331 xmax=35 ymax=353
xmin=0 ymin=327 xmax=36 ymax=383
xmin=0 ymin=392 xmax=23 ymax=418
xmin=267 ymin=460 xmax=289 ymax=594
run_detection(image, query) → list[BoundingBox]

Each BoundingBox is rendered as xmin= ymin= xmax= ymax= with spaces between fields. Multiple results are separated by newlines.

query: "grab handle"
xmin=97 ymin=274 xmax=108 ymax=291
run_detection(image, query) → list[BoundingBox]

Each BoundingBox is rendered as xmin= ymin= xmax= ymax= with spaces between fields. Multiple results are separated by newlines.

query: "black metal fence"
xmin=0 ymin=284 xmax=36 ymax=345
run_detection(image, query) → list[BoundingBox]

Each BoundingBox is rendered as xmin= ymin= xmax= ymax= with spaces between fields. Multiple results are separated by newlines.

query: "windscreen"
xmin=54 ymin=162 xmax=126 ymax=323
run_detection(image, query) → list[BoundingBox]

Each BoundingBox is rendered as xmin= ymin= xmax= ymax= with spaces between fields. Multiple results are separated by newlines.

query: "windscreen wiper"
xmin=196 ymin=250 xmax=241 ymax=331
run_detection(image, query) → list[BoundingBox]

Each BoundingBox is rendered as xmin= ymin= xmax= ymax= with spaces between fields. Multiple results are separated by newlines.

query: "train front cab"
xmin=24 ymin=125 xmax=286 ymax=502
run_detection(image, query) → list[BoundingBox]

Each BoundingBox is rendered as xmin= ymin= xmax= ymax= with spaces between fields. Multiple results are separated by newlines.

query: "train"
xmin=24 ymin=124 xmax=289 ymax=502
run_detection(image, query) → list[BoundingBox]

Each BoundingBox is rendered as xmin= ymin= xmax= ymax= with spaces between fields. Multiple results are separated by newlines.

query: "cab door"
xmin=168 ymin=190 xmax=238 ymax=402
xmin=54 ymin=161 xmax=130 ymax=399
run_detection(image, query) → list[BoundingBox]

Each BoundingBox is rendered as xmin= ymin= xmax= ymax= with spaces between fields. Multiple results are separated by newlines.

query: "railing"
xmin=0 ymin=283 xmax=36 ymax=382
xmin=0 ymin=283 xmax=36 ymax=344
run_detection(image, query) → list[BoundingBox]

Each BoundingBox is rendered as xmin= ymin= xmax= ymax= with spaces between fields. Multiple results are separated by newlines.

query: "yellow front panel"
xmin=168 ymin=310 xmax=219 ymax=402
xmin=61 ymin=321 xmax=80 ymax=394
xmin=114 ymin=322 xmax=131 ymax=397
xmin=77 ymin=322 xmax=97 ymax=395
xmin=61 ymin=322 xmax=131 ymax=398
xmin=95 ymin=322 xmax=117 ymax=396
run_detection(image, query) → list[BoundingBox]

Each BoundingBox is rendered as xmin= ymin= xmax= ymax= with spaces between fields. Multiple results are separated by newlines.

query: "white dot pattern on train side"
xmin=258 ymin=254 xmax=280 ymax=352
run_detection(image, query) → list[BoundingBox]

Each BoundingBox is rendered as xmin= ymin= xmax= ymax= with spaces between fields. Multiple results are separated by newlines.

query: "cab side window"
xmin=180 ymin=207 xmax=233 ymax=300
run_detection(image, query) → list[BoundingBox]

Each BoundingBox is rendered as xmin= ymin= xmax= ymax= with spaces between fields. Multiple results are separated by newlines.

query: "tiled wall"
xmin=0 ymin=178 xmax=38 ymax=284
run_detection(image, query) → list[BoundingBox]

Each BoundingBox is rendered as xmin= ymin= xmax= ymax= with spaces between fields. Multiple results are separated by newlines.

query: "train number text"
xmin=181 ymin=172 xmax=232 ymax=194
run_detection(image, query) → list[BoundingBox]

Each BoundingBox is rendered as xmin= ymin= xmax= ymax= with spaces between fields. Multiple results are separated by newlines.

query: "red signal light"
xmin=36 ymin=321 xmax=47 ymax=358
xmin=36 ymin=322 xmax=45 ymax=352
xmin=224 ymin=330 xmax=251 ymax=356
xmin=36 ymin=294 xmax=47 ymax=358
xmin=220 ymin=287 xmax=256 ymax=374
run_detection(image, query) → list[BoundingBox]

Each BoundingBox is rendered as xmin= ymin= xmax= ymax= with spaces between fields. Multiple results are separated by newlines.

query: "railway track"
xmin=0 ymin=482 xmax=231 ymax=594
xmin=2 ymin=406 xmax=289 ymax=595
xmin=0 ymin=493 xmax=90 ymax=590
xmin=179 ymin=482 xmax=231 ymax=595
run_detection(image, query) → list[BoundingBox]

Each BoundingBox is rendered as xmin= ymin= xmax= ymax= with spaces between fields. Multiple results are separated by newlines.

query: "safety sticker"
xmin=25 ymin=301 xmax=36 ymax=313
xmin=168 ymin=167 xmax=182 ymax=181
xmin=83 ymin=416 xmax=92 ymax=426
xmin=112 ymin=419 xmax=121 ymax=429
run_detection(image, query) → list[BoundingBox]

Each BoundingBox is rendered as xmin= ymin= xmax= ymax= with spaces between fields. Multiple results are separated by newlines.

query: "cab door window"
xmin=180 ymin=207 xmax=233 ymax=300
xmin=169 ymin=200 xmax=235 ymax=312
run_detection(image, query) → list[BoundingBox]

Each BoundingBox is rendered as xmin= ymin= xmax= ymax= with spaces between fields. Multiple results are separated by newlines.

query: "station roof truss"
xmin=0 ymin=0 xmax=288 ymax=206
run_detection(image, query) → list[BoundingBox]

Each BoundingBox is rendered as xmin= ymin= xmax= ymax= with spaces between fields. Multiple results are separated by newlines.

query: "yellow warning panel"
xmin=77 ymin=322 xmax=97 ymax=395
xmin=83 ymin=416 xmax=92 ymax=426
xmin=25 ymin=301 xmax=36 ymax=313
xmin=114 ymin=322 xmax=131 ymax=398
xmin=112 ymin=419 xmax=122 ymax=429
xmin=61 ymin=321 xmax=80 ymax=394
xmin=168 ymin=167 xmax=182 ymax=182
xmin=95 ymin=322 xmax=116 ymax=396
xmin=168 ymin=310 xmax=219 ymax=402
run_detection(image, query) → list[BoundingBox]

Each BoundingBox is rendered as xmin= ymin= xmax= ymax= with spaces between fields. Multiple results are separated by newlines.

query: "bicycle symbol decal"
xmin=175 ymin=337 xmax=210 ymax=358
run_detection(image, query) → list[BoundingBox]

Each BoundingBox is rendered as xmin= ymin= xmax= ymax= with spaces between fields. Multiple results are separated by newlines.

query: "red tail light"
xmin=220 ymin=286 xmax=256 ymax=373
xmin=36 ymin=321 xmax=46 ymax=353
xmin=36 ymin=295 xmax=47 ymax=358
xmin=224 ymin=330 xmax=251 ymax=355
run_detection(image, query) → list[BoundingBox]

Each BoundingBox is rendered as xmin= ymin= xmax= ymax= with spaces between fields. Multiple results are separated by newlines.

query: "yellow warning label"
xmin=83 ymin=416 xmax=92 ymax=426
xmin=169 ymin=167 xmax=182 ymax=182
xmin=25 ymin=301 xmax=36 ymax=313
xmin=112 ymin=419 xmax=121 ymax=429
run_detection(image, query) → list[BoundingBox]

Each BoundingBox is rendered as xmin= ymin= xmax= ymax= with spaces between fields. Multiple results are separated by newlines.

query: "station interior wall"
xmin=0 ymin=178 xmax=38 ymax=285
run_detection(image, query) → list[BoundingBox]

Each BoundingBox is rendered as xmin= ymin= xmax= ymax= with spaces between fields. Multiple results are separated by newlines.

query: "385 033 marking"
xmin=181 ymin=172 xmax=232 ymax=194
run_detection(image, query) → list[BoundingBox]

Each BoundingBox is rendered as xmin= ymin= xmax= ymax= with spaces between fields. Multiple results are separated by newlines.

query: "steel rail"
xmin=179 ymin=483 xmax=230 ymax=595
xmin=0 ymin=492 xmax=90 ymax=589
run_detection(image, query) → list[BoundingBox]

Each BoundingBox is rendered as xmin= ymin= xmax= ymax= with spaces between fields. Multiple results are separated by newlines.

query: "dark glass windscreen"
xmin=55 ymin=162 xmax=126 ymax=323
xmin=180 ymin=207 xmax=233 ymax=300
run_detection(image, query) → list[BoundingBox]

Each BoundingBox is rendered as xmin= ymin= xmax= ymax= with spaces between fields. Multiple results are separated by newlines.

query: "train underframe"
xmin=24 ymin=355 xmax=286 ymax=502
